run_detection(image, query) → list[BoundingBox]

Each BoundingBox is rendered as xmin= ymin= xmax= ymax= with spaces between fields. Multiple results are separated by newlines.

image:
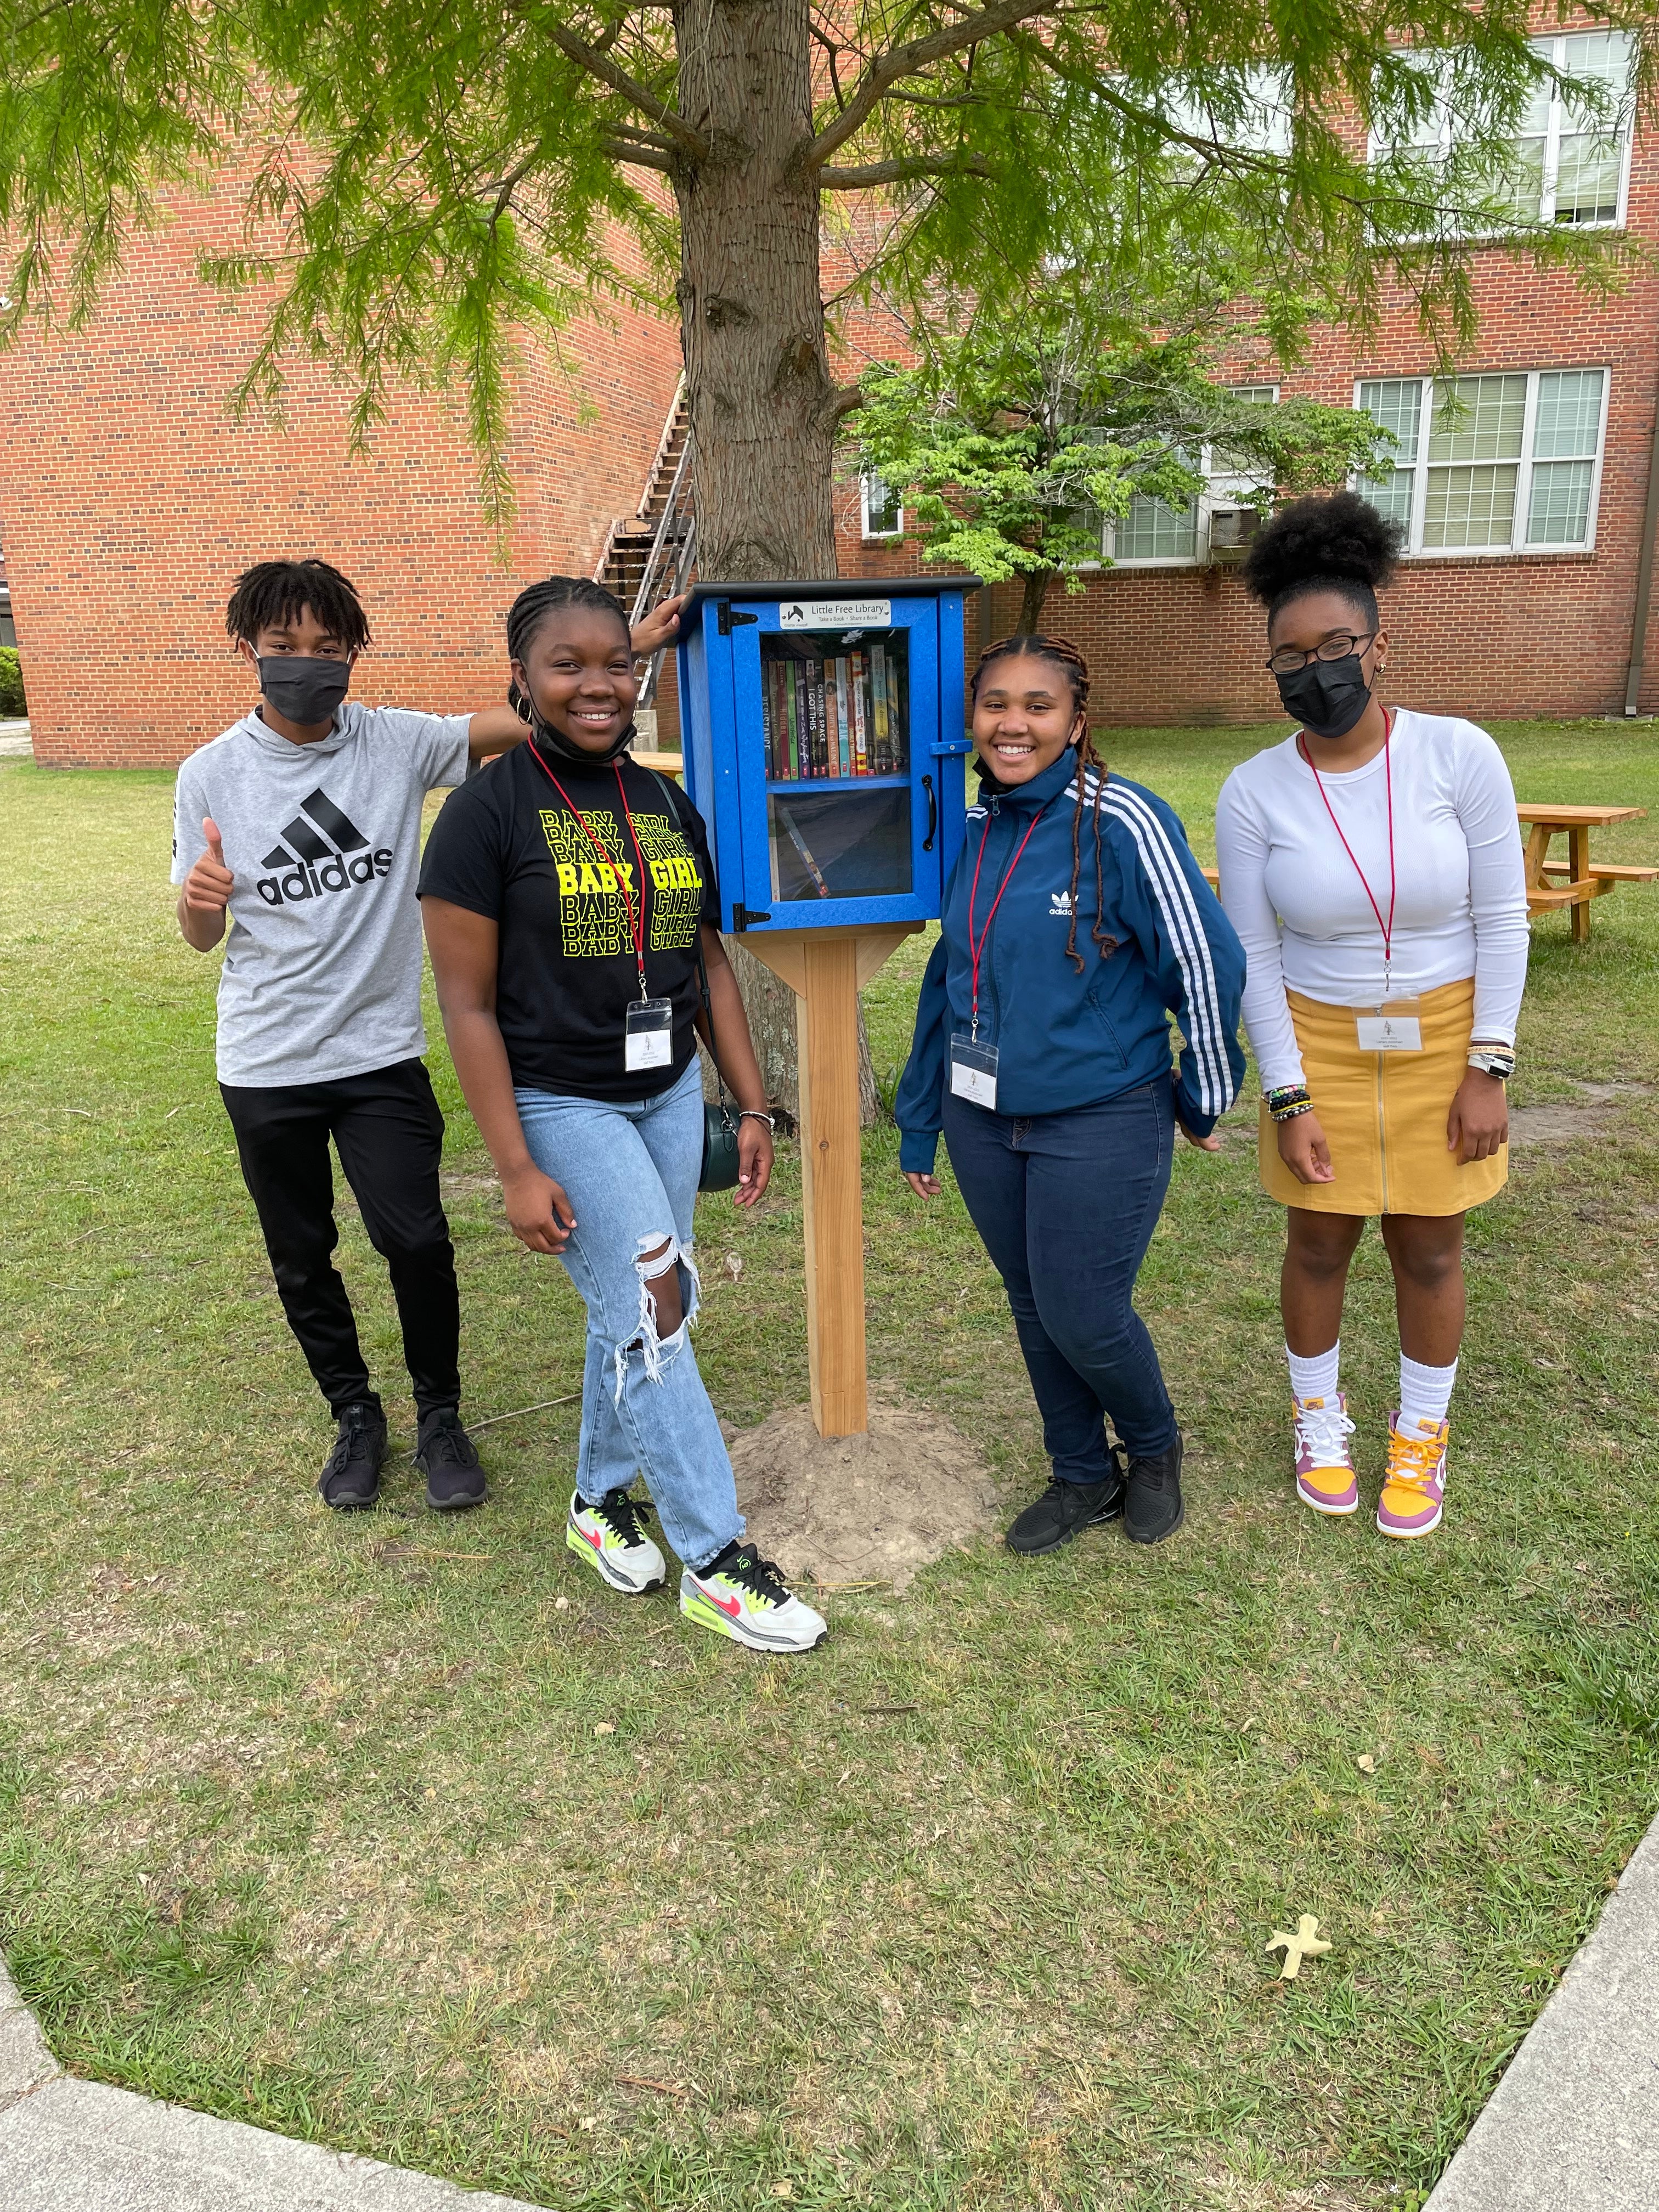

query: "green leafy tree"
xmin=854 ymin=324 xmax=1397 ymax=633
xmin=0 ymin=0 xmax=1647 ymax=580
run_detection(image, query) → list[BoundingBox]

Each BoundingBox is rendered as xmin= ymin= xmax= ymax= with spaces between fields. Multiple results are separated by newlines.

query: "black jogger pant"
xmin=219 ymin=1058 xmax=461 ymax=1420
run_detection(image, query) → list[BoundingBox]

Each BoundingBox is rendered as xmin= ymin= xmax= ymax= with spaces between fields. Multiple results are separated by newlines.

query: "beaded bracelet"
xmin=1266 ymin=1084 xmax=1313 ymax=1125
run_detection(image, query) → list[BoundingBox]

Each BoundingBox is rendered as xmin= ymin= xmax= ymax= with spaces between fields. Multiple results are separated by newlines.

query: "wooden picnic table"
xmin=1516 ymin=803 xmax=1656 ymax=943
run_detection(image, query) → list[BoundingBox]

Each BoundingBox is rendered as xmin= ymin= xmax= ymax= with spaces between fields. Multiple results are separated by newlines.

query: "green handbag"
xmin=644 ymin=768 xmax=746 ymax=1193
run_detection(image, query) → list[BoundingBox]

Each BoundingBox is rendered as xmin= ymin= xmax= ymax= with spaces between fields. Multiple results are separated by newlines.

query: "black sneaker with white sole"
xmin=319 ymin=1402 xmax=387 ymax=1510
xmin=416 ymin=1407 xmax=486 ymax=1510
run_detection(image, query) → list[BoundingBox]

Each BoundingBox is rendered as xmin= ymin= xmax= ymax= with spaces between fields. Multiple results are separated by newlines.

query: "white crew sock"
xmin=1399 ymin=1352 xmax=1458 ymax=1432
xmin=1286 ymin=1341 xmax=1340 ymax=1402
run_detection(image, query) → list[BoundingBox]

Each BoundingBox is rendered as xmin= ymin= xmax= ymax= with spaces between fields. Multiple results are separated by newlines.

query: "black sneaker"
xmin=319 ymin=1402 xmax=387 ymax=1510
xmin=1006 ymin=1458 xmax=1126 ymax=1555
xmin=416 ymin=1407 xmax=486 ymax=1511
xmin=1124 ymin=1436 xmax=1184 ymax=1545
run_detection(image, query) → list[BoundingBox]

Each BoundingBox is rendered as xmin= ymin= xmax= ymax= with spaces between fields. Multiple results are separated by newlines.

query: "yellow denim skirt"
xmin=1258 ymin=976 xmax=1508 ymax=1218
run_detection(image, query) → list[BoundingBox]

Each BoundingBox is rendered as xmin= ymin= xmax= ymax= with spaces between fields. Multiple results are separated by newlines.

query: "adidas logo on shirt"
xmin=255 ymin=788 xmax=392 ymax=907
xmin=1049 ymin=889 xmax=1074 ymax=916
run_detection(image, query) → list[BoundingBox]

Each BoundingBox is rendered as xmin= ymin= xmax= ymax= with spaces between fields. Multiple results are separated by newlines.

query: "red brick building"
xmin=3 ymin=21 xmax=1656 ymax=759
xmin=835 ymin=24 xmax=1659 ymax=727
xmin=0 ymin=189 xmax=682 ymax=768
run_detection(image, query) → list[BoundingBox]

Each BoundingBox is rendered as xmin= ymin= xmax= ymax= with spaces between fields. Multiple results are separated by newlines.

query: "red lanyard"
xmin=966 ymin=805 xmax=1048 ymax=1039
xmin=1300 ymin=708 xmax=1397 ymax=983
xmin=527 ymin=739 xmax=652 ymax=996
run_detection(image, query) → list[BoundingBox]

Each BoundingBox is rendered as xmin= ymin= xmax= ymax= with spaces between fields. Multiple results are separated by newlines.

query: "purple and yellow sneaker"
xmin=1377 ymin=1414 xmax=1447 ymax=1538
xmin=1293 ymin=1392 xmax=1358 ymax=1516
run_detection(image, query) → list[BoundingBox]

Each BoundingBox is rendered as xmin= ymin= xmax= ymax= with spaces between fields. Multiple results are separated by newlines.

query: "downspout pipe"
xmin=1623 ymin=359 xmax=1659 ymax=716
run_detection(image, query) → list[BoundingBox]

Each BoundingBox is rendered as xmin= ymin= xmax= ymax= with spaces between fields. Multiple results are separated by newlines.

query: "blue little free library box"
xmin=676 ymin=575 xmax=982 ymax=934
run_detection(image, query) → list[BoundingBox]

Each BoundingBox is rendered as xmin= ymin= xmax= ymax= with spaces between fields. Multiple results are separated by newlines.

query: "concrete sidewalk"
xmin=0 ymin=721 xmax=30 ymax=758
xmin=1425 ymin=1815 xmax=1659 ymax=2210
xmin=0 ymin=1961 xmax=541 ymax=2212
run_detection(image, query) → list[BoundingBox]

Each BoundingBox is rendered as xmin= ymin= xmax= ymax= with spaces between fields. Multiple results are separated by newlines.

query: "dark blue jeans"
xmin=942 ymin=1080 xmax=1179 ymax=1473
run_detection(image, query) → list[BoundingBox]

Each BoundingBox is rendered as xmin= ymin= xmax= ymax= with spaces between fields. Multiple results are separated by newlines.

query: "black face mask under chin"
xmin=1273 ymin=653 xmax=1373 ymax=741
xmin=256 ymin=652 xmax=353 ymax=727
xmin=528 ymin=713 xmax=636 ymax=767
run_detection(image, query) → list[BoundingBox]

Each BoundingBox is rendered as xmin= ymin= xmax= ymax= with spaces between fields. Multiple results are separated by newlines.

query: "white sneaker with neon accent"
xmin=680 ymin=1547 xmax=828 ymax=1654
xmin=566 ymin=1488 xmax=667 ymax=1594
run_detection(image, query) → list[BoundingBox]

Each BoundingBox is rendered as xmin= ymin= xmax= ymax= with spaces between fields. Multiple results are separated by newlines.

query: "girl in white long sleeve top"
xmin=1214 ymin=493 xmax=1528 ymax=1541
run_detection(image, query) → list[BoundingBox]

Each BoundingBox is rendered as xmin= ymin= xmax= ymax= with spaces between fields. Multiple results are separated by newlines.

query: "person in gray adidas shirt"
xmin=172 ymin=557 xmax=682 ymax=1513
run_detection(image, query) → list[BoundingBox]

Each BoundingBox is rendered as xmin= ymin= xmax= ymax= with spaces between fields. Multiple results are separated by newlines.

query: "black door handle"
xmin=922 ymin=772 xmax=937 ymax=852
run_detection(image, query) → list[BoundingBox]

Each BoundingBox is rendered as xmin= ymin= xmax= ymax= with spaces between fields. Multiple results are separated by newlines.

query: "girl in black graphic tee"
xmin=418 ymin=578 xmax=828 ymax=1655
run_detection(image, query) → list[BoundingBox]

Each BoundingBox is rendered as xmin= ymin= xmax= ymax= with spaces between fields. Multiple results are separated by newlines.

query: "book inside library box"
xmin=760 ymin=628 xmax=911 ymax=904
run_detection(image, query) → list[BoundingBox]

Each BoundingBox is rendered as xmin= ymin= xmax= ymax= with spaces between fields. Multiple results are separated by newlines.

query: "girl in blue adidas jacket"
xmin=896 ymin=635 xmax=1245 ymax=1551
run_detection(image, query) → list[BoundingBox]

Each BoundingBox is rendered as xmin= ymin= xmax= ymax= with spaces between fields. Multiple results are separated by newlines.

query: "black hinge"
xmin=731 ymin=904 xmax=771 ymax=930
xmin=716 ymin=600 xmax=759 ymax=636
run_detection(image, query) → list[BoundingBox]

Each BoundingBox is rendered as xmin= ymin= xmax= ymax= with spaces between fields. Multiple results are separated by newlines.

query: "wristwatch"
xmin=1467 ymin=1049 xmax=1515 ymax=1081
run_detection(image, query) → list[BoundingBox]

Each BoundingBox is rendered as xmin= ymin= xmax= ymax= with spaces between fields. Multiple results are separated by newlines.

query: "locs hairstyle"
xmin=1240 ymin=490 xmax=1404 ymax=635
xmin=224 ymin=560 xmax=371 ymax=653
xmin=971 ymin=634 xmax=1115 ymax=972
xmin=504 ymin=575 xmax=633 ymax=721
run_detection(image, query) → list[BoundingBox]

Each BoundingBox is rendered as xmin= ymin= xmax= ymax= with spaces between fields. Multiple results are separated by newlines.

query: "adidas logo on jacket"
xmin=894 ymin=749 xmax=1246 ymax=1175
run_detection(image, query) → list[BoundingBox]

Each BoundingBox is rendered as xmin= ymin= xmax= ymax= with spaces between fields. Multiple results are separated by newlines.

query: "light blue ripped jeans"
xmin=514 ymin=1056 xmax=743 ymax=1572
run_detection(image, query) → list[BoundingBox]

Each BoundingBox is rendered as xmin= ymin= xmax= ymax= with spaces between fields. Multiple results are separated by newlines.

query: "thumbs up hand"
xmin=184 ymin=815 xmax=235 ymax=913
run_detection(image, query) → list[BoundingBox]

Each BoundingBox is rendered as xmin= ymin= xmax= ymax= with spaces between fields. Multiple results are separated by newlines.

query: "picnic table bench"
xmin=1197 ymin=803 xmax=1656 ymax=944
xmin=1517 ymin=803 xmax=1657 ymax=941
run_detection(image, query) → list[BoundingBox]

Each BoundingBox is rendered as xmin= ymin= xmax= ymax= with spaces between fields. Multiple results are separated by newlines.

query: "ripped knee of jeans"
xmin=611 ymin=1232 xmax=702 ymax=1401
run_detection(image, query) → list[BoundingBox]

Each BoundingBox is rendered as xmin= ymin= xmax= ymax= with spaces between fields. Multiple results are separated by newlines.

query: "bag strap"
xmin=643 ymin=765 xmax=727 ymax=1103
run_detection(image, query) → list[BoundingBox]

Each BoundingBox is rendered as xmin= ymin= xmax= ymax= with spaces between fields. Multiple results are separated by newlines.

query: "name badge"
xmin=625 ymin=997 xmax=674 ymax=1072
xmin=1356 ymin=998 xmax=1423 ymax=1053
xmin=950 ymin=1035 xmax=1000 ymax=1110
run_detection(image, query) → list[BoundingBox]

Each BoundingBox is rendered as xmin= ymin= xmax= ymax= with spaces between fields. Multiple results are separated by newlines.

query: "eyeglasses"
xmin=1266 ymin=631 xmax=1376 ymax=676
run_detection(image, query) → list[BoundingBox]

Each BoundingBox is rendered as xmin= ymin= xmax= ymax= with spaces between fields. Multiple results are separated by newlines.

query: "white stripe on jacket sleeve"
xmin=1081 ymin=774 xmax=1235 ymax=1118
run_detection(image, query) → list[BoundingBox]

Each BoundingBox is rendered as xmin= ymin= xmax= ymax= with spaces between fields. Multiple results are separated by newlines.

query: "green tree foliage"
xmin=0 ymin=648 xmax=25 ymax=718
xmin=855 ymin=320 xmax=1397 ymax=632
xmin=0 ymin=0 xmax=1649 ymax=572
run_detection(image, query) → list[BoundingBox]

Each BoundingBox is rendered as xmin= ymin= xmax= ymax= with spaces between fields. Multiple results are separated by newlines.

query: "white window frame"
xmin=1352 ymin=368 xmax=1611 ymax=557
xmin=860 ymin=471 xmax=903 ymax=540
xmin=1105 ymin=386 xmax=1280 ymax=569
xmin=1369 ymin=33 xmax=1634 ymax=234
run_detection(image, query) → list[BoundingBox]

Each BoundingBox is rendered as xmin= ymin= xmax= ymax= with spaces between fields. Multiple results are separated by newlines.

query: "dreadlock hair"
xmin=1241 ymin=490 xmax=1402 ymax=634
xmin=972 ymin=634 xmax=1114 ymax=973
xmin=224 ymin=560 xmax=371 ymax=653
xmin=504 ymin=574 xmax=633 ymax=719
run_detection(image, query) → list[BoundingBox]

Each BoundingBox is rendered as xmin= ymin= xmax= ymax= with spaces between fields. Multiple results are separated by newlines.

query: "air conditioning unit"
xmin=1207 ymin=506 xmax=1262 ymax=562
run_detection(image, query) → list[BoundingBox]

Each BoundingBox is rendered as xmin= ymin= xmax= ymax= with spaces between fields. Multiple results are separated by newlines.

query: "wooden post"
xmin=797 ymin=934 xmax=866 ymax=1435
xmin=741 ymin=922 xmax=921 ymax=1438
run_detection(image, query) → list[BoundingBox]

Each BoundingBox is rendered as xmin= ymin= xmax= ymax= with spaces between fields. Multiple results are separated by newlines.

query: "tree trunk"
xmin=720 ymin=939 xmax=877 ymax=1127
xmin=674 ymin=0 xmax=879 ymax=1122
xmin=1019 ymin=566 xmax=1056 ymax=636
xmin=674 ymin=0 xmax=838 ymax=582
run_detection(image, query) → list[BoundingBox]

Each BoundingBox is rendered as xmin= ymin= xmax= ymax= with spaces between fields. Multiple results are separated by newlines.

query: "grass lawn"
xmin=2 ymin=719 xmax=1657 ymax=2212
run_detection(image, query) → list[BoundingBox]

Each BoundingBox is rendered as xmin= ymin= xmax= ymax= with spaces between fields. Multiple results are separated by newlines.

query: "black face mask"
xmin=1273 ymin=653 xmax=1373 ymax=740
xmin=257 ymin=653 xmax=353 ymax=727
xmin=528 ymin=713 xmax=636 ymax=768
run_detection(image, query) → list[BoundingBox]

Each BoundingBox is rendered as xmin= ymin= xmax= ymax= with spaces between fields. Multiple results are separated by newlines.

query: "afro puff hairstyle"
xmin=1242 ymin=490 xmax=1404 ymax=633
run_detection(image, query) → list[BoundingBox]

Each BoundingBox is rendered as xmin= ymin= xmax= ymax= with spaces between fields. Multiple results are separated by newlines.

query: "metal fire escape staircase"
xmin=594 ymin=380 xmax=695 ymax=713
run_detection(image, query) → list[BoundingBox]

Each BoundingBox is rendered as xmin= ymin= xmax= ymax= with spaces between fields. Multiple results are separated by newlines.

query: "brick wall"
xmin=827 ymin=112 xmax=1659 ymax=727
xmin=0 ymin=182 xmax=682 ymax=768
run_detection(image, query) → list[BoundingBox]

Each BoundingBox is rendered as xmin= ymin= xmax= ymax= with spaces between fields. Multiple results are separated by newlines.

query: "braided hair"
xmin=505 ymin=574 xmax=632 ymax=719
xmin=971 ymin=634 xmax=1115 ymax=971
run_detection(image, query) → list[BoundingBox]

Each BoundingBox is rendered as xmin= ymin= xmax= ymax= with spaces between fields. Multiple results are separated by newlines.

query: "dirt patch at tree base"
xmin=726 ymin=1404 xmax=1001 ymax=1593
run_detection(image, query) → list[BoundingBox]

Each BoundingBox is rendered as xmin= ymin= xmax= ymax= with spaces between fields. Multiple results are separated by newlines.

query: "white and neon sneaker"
xmin=680 ymin=1546 xmax=828 ymax=1654
xmin=566 ymin=1487 xmax=667 ymax=1594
